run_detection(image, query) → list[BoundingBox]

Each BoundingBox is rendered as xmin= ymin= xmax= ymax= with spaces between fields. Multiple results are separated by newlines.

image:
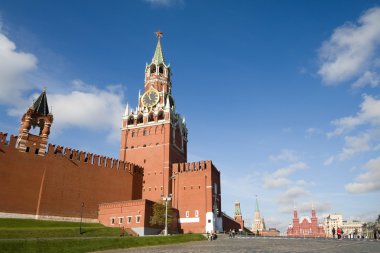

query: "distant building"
xmin=251 ymin=196 xmax=265 ymax=233
xmin=287 ymin=205 xmax=325 ymax=238
xmin=324 ymin=213 xmax=343 ymax=237
xmin=261 ymin=228 xmax=280 ymax=237
xmin=234 ymin=201 xmax=244 ymax=230
xmin=342 ymin=220 xmax=363 ymax=238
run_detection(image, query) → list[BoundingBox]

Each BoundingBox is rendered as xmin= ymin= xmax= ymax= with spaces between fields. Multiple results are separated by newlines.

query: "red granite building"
xmin=287 ymin=206 xmax=325 ymax=238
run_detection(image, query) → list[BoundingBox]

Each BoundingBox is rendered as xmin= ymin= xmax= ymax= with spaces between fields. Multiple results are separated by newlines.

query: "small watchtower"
xmin=17 ymin=88 xmax=53 ymax=155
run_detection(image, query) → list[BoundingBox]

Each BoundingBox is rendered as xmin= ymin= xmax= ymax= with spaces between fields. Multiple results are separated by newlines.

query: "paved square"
xmin=97 ymin=236 xmax=380 ymax=253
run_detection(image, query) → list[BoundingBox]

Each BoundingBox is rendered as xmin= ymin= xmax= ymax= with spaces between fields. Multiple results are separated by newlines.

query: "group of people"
xmin=332 ymin=227 xmax=344 ymax=239
xmin=207 ymin=231 xmax=217 ymax=241
xmin=228 ymin=229 xmax=237 ymax=238
xmin=331 ymin=227 xmax=344 ymax=240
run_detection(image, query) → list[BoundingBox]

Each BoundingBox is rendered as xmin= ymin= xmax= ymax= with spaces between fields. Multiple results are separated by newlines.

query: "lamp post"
xmin=80 ymin=202 xmax=84 ymax=234
xmin=161 ymin=193 xmax=172 ymax=236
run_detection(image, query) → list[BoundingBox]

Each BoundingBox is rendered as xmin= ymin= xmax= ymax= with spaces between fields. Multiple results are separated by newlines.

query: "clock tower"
xmin=119 ymin=32 xmax=188 ymax=202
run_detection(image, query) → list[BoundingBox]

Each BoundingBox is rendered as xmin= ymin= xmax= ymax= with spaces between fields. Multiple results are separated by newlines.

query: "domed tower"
xmin=120 ymin=32 xmax=188 ymax=202
xmin=17 ymin=88 xmax=53 ymax=155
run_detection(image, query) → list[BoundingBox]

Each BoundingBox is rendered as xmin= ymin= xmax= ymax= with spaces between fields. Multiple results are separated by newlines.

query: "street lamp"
xmin=161 ymin=193 xmax=172 ymax=236
xmin=80 ymin=202 xmax=84 ymax=234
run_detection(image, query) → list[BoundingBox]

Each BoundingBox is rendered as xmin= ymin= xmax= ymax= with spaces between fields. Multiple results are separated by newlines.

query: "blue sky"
xmin=0 ymin=0 xmax=379 ymax=231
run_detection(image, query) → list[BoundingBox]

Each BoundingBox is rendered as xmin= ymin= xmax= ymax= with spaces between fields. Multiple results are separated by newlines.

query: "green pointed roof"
xmin=255 ymin=197 xmax=260 ymax=212
xmin=32 ymin=89 xmax=49 ymax=116
xmin=152 ymin=35 xmax=165 ymax=65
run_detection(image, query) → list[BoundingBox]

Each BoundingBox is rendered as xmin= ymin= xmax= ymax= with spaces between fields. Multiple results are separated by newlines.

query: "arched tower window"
xmin=150 ymin=64 xmax=156 ymax=74
xmin=148 ymin=113 xmax=154 ymax=122
xmin=158 ymin=111 xmax=164 ymax=121
xmin=127 ymin=116 xmax=134 ymax=125
xmin=159 ymin=65 xmax=164 ymax=74
xmin=137 ymin=114 xmax=143 ymax=124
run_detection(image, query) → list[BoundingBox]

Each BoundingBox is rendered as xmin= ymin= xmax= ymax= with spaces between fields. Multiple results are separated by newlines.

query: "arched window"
xmin=127 ymin=116 xmax=134 ymax=125
xmin=159 ymin=65 xmax=164 ymax=74
xmin=157 ymin=111 xmax=164 ymax=121
xmin=137 ymin=114 xmax=143 ymax=124
xmin=150 ymin=64 xmax=156 ymax=74
xmin=148 ymin=113 xmax=154 ymax=122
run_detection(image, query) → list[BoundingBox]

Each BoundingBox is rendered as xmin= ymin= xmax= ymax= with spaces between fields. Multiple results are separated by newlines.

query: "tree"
xmin=150 ymin=201 xmax=172 ymax=228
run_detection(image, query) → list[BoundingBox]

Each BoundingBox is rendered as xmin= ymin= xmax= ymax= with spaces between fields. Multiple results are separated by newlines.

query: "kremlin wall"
xmin=0 ymin=132 xmax=143 ymax=221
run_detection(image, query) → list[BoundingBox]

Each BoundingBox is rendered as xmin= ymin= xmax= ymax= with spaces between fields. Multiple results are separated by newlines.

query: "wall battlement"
xmin=0 ymin=132 xmax=143 ymax=175
xmin=172 ymin=160 xmax=219 ymax=174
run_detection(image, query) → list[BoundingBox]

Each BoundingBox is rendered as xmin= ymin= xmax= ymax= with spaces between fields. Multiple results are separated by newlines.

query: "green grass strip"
xmin=0 ymin=234 xmax=205 ymax=253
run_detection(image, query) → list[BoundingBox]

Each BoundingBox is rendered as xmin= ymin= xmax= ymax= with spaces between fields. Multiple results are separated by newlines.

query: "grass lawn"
xmin=0 ymin=218 xmax=120 ymax=239
xmin=0 ymin=234 xmax=205 ymax=253
xmin=0 ymin=219 xmax=205 ymax=253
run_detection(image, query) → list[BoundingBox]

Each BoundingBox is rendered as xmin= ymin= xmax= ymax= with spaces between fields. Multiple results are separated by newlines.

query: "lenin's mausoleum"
xmin=0 ymin=34 xmax=244 ymax=235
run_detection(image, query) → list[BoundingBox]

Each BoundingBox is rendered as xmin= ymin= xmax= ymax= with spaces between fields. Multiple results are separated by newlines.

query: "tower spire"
xmin=32 ymin=88 xmax=50 ymax=116
xmin=255 ymin=195 xmax=260 ymax=212
xmin=152 ymin=31 xmax=164 ymax=65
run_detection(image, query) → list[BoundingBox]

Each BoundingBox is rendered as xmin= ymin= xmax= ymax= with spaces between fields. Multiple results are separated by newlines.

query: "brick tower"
xmin=234 ymin=201 xmax=244 ymax=230
xmin=17 ymin=89 xmax=53 ymax=155
xmin=119 ymin=32 xmax=188 ymax=202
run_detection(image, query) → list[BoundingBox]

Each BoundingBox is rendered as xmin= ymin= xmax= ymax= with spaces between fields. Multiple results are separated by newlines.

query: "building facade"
xmin=342 ymin=220 xmax=364 ymax=238
xmin=287 ymin=206 xmax=325 ymax=238
xmin=324 ymin=213 xmax=343 ymax=238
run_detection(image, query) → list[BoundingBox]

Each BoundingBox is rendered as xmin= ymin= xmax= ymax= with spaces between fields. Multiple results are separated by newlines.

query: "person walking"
xmin=332 ymin=227 xmax=336 ymax=239
xmin=337 ymin=227 xmax=341 ymax=239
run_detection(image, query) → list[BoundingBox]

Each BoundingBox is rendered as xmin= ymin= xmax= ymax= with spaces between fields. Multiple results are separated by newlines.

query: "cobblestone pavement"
xmin=96 ymin=236 xmax=380 ymax=253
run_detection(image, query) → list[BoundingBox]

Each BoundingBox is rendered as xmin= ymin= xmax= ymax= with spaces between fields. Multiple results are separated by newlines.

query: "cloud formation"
xmin=345 ymin=156 xmax=380 ymax=193
xmin=264 ymin=161 xmax=308 ymax=189
xmin=318 ymin=7 xmax=380 ymax=88
xmin=328 ymin=94 xmax=380 ymax=137
xmin=269 ymin=149 xmax=298 ymax=162
xmin=325 ymin=95 xmax=380 ymax=165
xmin=0 ymin=32 xmax=38 ymax=105
xmin=0 ymin=30 xmax=126 ymax=142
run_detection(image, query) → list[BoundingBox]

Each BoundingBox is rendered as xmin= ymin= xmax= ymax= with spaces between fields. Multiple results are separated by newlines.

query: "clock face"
xmin=142 ymin=89 xmax=159 ymax=107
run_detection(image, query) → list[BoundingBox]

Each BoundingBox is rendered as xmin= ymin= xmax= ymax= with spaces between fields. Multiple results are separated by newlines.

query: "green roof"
xmin=152 ymin=38 xmax=164 ymax=65
xmin=33 ymin=89 xmax=49 ymax=116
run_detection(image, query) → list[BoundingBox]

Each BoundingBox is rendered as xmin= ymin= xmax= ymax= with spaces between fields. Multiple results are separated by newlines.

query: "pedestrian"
xmin=229 ymin=229 xmax=232 ymax=238
xmin=332 ymin=227 xmax=336 ymax=239
xmin=337 ymin=227 xmax=341 ymax=239
xmin=232 ymin=229 xmax=236 ymax=238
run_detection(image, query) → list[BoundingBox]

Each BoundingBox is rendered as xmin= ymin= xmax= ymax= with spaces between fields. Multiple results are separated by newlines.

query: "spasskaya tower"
xmin=119 ymin=32 xmax=188 ymax=202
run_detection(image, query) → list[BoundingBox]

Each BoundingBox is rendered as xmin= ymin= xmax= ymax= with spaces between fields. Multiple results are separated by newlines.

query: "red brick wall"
xmin=171 ymin=161 xmax=221 ymax=233
xmin=119 ymin=122 xmax=186 ymax=203
xmin=222 ymin=213 xmax=242 ymax=232
xmin=0 ymin=133 xmax=143 ymax=219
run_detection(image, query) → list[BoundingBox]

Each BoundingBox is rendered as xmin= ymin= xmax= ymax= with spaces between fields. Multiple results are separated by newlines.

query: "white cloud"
xmin=264 ymin=162 xmax=308 ymax=189
xmin=272 ymin=162 xmax=308 ymax=178
xmin=0 ymin=32 xmax=38 ymax=105
xmin=318 ymin=7 xmax=380 ymax=87
xmin=328 ymin=94 xmax=380 ymax=137
xmin=0 ymin=29 xmax=126 ymax=142
xmin=49 ymin=81 xmax=125 ymax=141
xmin=325 ymin=94 xmax=380 ymax=165
xmin=264 ymin=177 xmax=291 ymax=189
xmin=352 ymin=71 xmax=380 ymax=88
xmin=325 ymin=130 xmax=380 ymax=165
xmin=345 ymin=156 xmax=380 ymax=193
xmin=305 ymin=127 xmax=322 ymax=137
xmin=144 ymin=0 xmax=184 ymax=7
xmin=269 ymin=149 xmax=298 ymax=162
